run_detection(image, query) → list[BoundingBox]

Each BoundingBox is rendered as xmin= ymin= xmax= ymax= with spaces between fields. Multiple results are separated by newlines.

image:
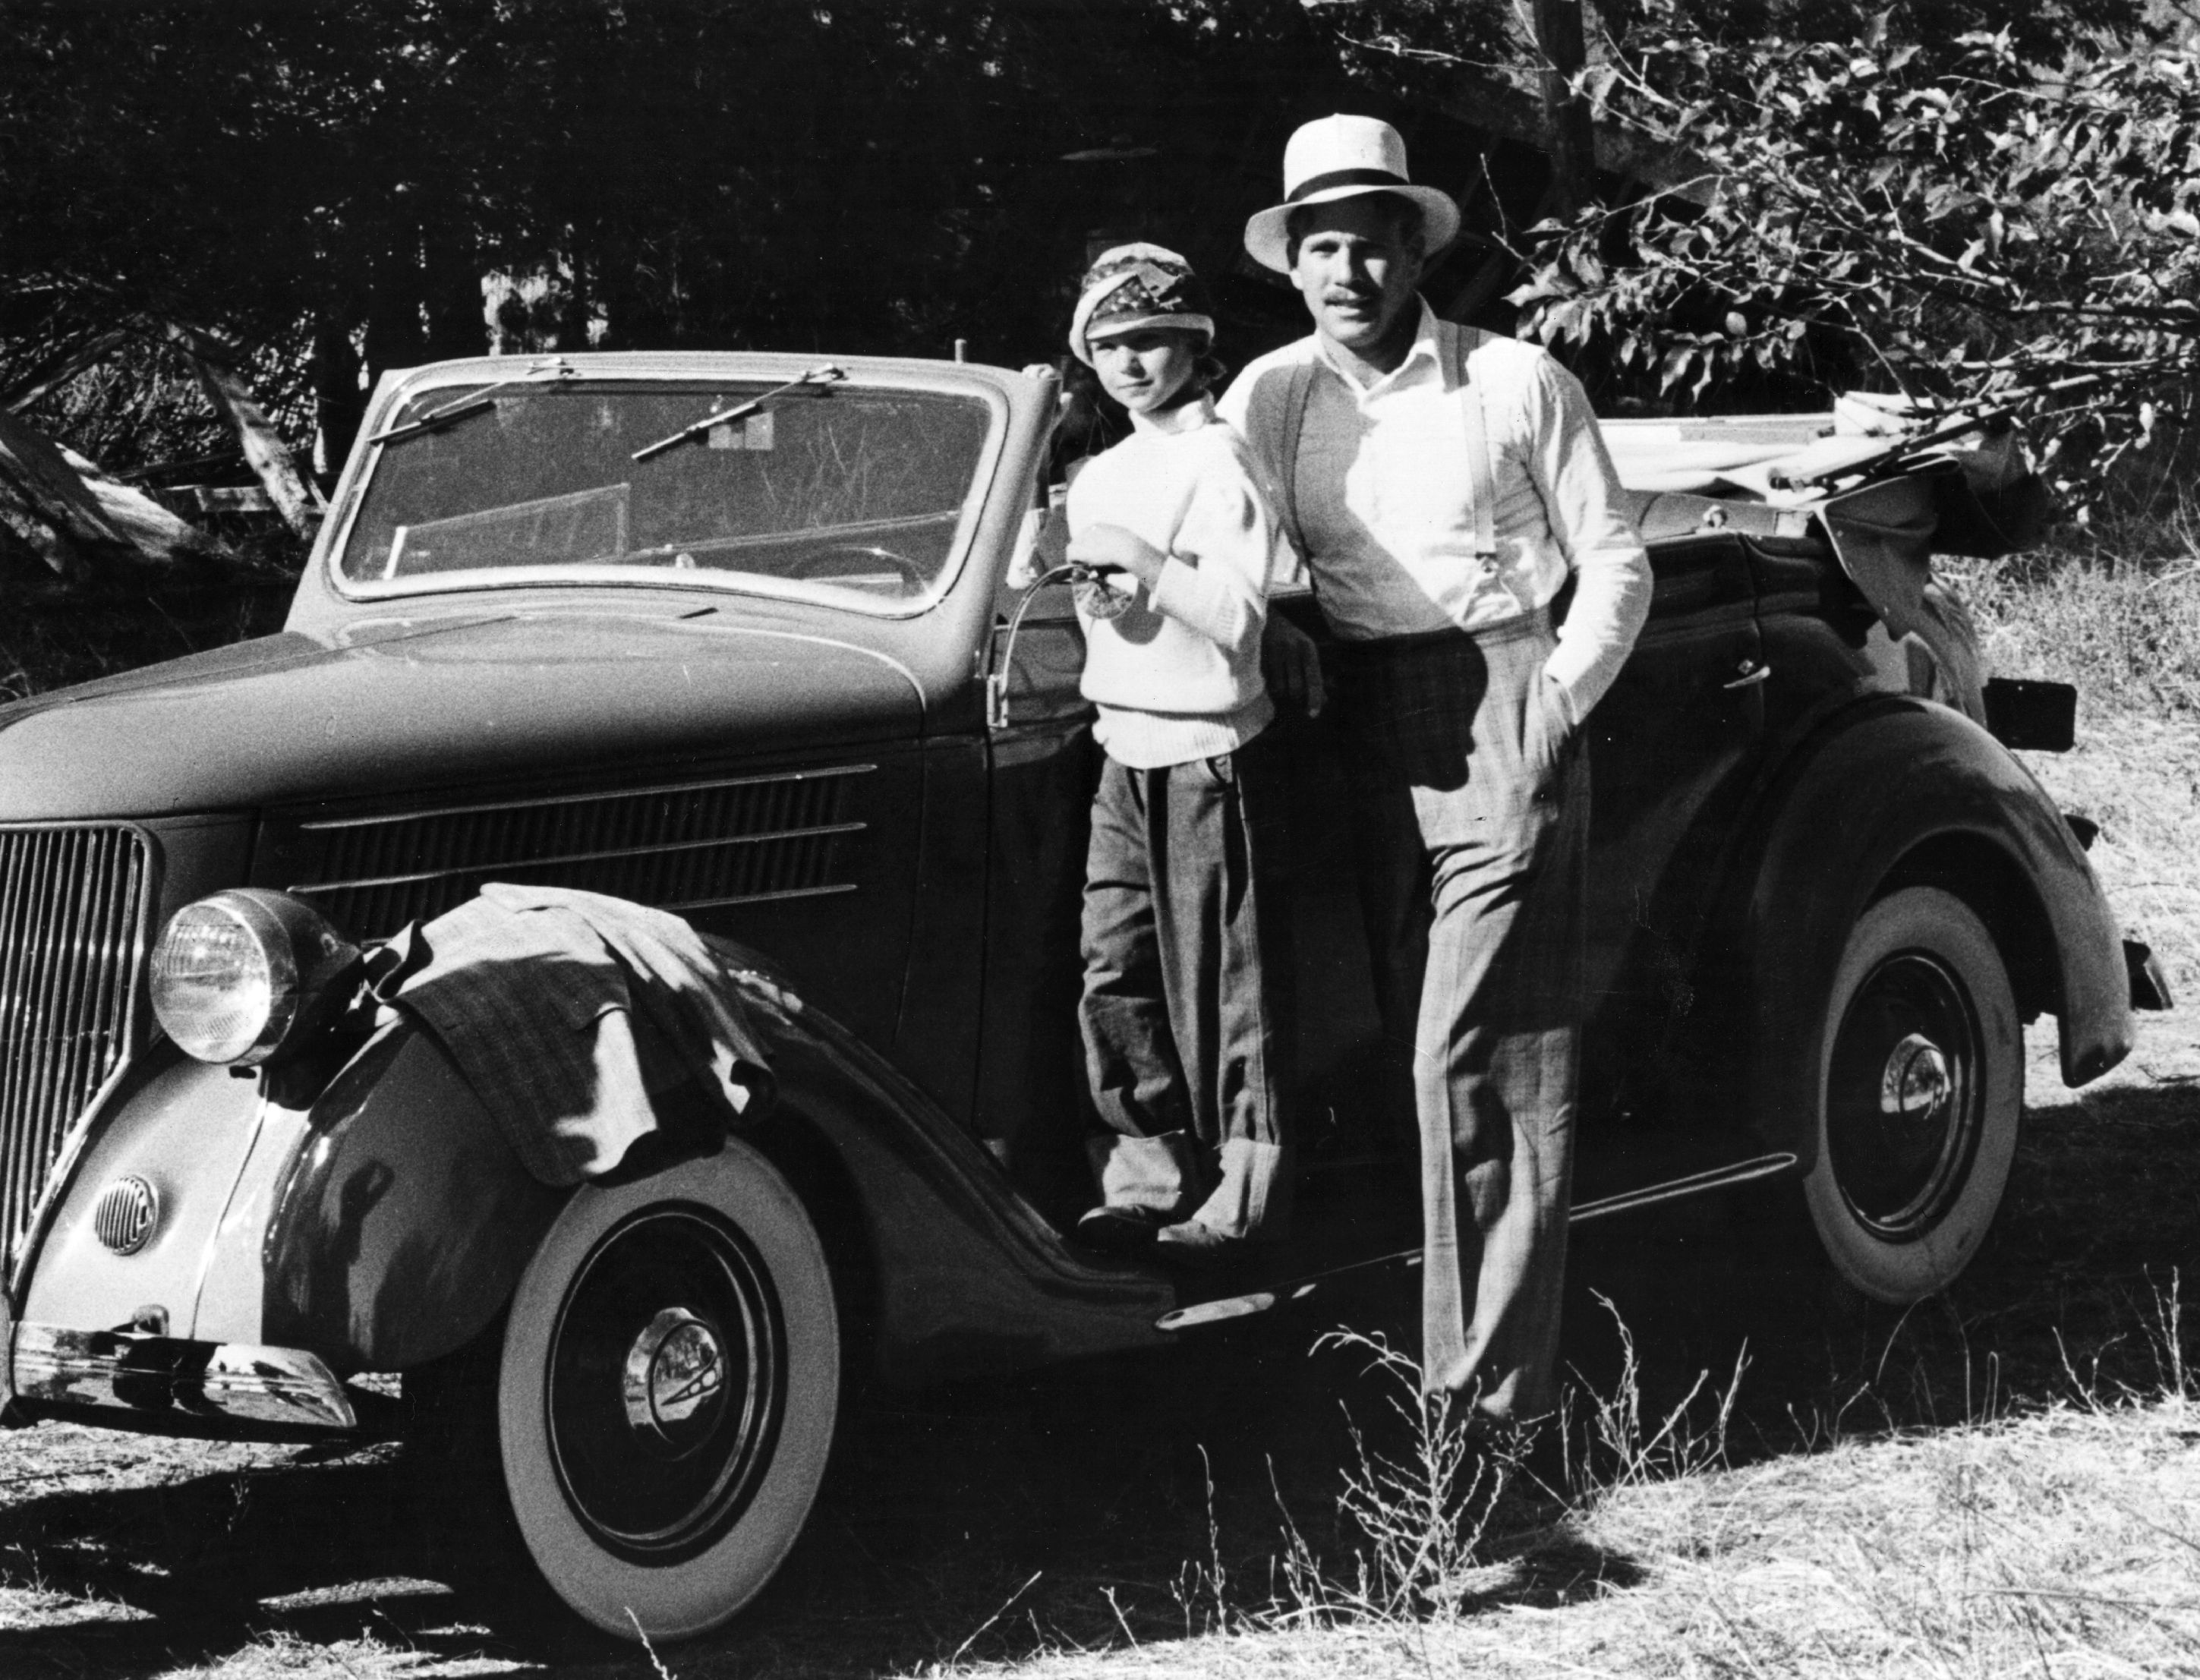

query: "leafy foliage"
xmin=0 ymin=0 xmax=1512 ymax=476
xmin=1508 ymin=6 xmax=2200 ymax=503
xmin=1593 ymin=0 xmax=2151 ymax=65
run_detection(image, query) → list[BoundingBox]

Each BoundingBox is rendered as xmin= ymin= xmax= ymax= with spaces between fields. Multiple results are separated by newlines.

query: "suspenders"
xmin=1276 ymin=318 xmax=1499 ymax=566
xmin=1447 ymin=323 xmax=1500 ymax=562
xmin=1277 ymin=358 xmax=1316 ymax=556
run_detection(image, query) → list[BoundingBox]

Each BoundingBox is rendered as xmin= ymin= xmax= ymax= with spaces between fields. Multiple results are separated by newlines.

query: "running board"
xmin=1155 ymin=1152 xmax=1798 ymax=1333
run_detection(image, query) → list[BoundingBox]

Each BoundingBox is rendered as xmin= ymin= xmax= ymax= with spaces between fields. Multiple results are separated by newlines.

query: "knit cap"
xmin=1068 ymin=244 xmax=1215 ymax=366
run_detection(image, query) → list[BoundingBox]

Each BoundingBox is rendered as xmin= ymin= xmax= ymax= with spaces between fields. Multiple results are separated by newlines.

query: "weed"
xmin=1291 ymin=1330 xmax=1518 ymax=1624
xmin=1253 ymin=1308 xmax=1745 ymax=1644
xmin=626 ymin=1608 xmax=678 ymax=1680
xmin=936 ymin=1568 xmax=1043 ymax=1672
xmin=1562 ymin=1292 xmax=1748 ymax=1500
xmin=2144 ymin=1269 xmax=2189 ymax=1404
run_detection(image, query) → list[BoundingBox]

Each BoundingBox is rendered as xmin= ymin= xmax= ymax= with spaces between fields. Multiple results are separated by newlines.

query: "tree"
xmin=0 ymin=0 xmax=1516 ymax=479
xmin=1506 ymin=7 xmax=2200 ymax=503
xmin=1590 ymin=0 xmax=2151 ymax=67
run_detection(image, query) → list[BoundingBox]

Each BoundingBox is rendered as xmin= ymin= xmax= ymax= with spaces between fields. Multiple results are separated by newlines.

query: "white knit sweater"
xmin=1067 ymin=397 xmax=1282 ymax=769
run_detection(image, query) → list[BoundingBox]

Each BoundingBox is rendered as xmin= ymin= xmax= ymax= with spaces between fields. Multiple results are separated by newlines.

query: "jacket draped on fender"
xmin=369 ymin=882 xmax=777 ymax=1185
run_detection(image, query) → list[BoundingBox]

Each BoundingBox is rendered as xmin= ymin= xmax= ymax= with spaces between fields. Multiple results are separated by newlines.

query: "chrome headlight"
xmin=149 ymin=890 xmax=361 ymax=1065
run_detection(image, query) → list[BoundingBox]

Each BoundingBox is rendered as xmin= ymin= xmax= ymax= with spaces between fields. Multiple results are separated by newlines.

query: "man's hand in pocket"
xmin=1262 ymin=613 xmax=1326 ymax=717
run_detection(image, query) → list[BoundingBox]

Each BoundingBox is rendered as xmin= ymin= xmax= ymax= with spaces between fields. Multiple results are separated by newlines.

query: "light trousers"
xmin=1335 ymin=610 xmax=1590 ymax=1420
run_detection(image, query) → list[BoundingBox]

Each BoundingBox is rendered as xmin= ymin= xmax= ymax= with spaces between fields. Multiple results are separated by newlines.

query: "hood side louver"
xmin=280 ymin=765 xmax=872 ymax=939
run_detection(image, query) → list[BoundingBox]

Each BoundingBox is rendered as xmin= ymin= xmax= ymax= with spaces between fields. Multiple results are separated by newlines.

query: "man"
xmin=1218 ymin=115 xmax=1651 ymax=1422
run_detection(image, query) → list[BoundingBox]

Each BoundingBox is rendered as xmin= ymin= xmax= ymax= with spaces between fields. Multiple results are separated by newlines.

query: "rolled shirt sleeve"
xmin=1523 ymin=355 xmax=1652 ymax=726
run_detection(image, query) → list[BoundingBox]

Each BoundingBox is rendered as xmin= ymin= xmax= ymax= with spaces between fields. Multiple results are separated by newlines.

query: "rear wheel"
xmin=409 ymin=1139 xmax=839 ymax=1645
xmin=1801 ymin=886 xmax=2021 ymax=1302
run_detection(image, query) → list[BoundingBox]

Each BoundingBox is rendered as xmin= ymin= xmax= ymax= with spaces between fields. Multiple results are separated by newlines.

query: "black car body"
xmin=0 ymin=352 xmax=2161 ymax=1641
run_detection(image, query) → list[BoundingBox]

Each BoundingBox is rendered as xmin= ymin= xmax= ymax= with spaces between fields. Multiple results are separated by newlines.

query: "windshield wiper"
xmin=365 ymin=359 xmax=578 ymax=448
xmin=631 ymin=364 xmax=846 ymax=463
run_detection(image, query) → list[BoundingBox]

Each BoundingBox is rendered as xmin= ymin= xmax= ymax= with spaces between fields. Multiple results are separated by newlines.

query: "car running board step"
xmin=1155 ymin=1152 xmax=1798 ymax=1333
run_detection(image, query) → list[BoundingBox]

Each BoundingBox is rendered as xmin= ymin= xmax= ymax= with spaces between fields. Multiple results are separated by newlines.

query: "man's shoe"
xmin=1074 ymin=1204 xmax=1165 ymax=1256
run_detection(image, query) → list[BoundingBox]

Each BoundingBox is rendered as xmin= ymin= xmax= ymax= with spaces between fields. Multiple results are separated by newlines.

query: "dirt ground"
xmin=0 ymin=727 xmax=2194 ymax=1679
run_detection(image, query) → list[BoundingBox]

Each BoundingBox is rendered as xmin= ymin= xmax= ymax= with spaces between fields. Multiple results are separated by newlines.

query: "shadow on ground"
xmin=1 ymin=1067 xmax=2193 ymax=1678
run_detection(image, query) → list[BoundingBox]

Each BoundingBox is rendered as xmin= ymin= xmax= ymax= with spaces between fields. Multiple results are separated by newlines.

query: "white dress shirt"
xmin=1219 ymin=304 xmax=1650 ymax=725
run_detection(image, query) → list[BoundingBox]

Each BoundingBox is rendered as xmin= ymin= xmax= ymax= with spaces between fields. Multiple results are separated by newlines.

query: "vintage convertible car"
xmin=0 ymin=351 xmax=2169 ymax=1642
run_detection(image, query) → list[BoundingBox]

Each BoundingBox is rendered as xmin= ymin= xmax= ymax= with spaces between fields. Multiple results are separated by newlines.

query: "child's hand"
xmin=1068 ymin=523 xmax=1166 ymax=590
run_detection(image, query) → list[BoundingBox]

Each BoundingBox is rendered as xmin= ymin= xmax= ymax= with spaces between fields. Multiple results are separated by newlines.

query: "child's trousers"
xmin=1077 ymin=724 xmax=1294 ymax=1239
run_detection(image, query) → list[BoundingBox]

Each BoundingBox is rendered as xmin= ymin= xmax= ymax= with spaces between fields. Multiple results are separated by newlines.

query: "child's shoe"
xmin=1074 ymin=1203 xmax=1165 ymax=1256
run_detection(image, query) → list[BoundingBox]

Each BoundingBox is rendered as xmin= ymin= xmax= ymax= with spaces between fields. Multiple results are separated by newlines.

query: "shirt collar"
xmin=1128 ymin=391 xmax=1216 ymax=436
xmin=1313 ymin=298 xmax=1447 ymax=398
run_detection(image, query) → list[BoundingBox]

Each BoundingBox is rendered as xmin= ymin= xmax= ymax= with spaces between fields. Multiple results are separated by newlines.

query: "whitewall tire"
xmin=494 ymin=1139 xmax=840 ymax=1641
xmin=1801 ymin=885 xmax=2022 ymax=1303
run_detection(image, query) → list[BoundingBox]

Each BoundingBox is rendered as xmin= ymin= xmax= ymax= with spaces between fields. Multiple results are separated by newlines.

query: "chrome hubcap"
xmin=1880 ymin=1033 xmax=1952 ymax=1123
xmin=622 ymin=1307 xmax=728 ymax=1450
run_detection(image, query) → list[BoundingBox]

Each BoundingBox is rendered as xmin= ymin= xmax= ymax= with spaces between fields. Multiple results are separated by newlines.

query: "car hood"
xmin=0 ymin=611 xmax=924 ymax=820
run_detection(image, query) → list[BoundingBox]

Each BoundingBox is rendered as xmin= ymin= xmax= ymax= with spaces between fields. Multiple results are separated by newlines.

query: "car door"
xmin=971 ymin=526 xmax=1105 ymax=1223
xmin=1572 ymin=509 xmax=1771 ymax=1196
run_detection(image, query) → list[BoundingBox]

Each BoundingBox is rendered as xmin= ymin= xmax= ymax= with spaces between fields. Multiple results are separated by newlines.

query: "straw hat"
xmin=1243 ymin=115 xmax=1460 ymax=274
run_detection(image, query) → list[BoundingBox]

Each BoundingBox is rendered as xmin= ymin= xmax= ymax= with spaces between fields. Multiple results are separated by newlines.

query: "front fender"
xmin=14 ymin=1023 xmax=563 ymax=1376
xmin=1720 ymin=696 xmax=2131 ymax=1160
xmin=266 ymin=974 xmax=1173 ymax=1386
xmin=254 ymin=1023 xmax=568 ymax=1370
xmin=16 ymin=1040 xmax=268 ymax=1341
xmin=20 ymin=949 xmax=1171 ymax=1393
xmin=717 ymin=946 xmax=1172 ymax=1386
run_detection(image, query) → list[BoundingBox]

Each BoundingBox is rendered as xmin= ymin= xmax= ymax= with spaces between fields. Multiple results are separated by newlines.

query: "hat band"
xmin=1285 ymin=165 xmax=1411 ymax=204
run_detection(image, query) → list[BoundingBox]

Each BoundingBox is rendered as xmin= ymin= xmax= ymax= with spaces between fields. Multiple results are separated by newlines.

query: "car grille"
xmin=0 ymin=825 xmax=153 ymax=1257
xmin=284 ymin=765 xmax=871 ymax=938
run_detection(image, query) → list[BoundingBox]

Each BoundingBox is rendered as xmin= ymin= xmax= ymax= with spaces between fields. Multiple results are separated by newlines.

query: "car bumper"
xmin=8 ymin=1319 xmax=359 ymax=1433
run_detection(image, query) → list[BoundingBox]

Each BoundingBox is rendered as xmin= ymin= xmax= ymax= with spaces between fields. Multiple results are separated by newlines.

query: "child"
xmin=1064 ymin=243 xmax=1294 ymax=1265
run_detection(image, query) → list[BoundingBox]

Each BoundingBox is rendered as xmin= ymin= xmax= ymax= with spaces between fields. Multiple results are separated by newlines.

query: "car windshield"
xmin=336 ymin=377 xmax=996 ymax=611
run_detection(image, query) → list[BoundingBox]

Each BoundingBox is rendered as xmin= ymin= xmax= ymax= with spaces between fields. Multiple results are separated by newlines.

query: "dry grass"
xmin=1949 ymin=515 xmax=2200 ymax=1001
xmin=958 ymin=1392 xmax=2200 ymax=1680
xmin=2012 ymin=708 xmax=2200 ymax=1012
xmin=1946 ymin=554 xmax=2200 ymax=726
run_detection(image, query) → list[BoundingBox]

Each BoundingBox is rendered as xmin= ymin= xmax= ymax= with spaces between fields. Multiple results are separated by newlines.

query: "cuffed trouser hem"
xmin=1077 ymin=730 xmax=1295 ymax=1242
xmin=1187 ymin=1135 xmax=1290 ymax=1241
xmin=1087 ymin=1131 xmax=1202 ymax=1219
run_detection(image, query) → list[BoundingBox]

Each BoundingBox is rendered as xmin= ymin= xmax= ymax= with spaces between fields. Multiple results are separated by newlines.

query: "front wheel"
xmin=410 ymin=1138 xmax=840 ymax=1645
xmin=1800 ymin=886 xmax=2022 ymax=1303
